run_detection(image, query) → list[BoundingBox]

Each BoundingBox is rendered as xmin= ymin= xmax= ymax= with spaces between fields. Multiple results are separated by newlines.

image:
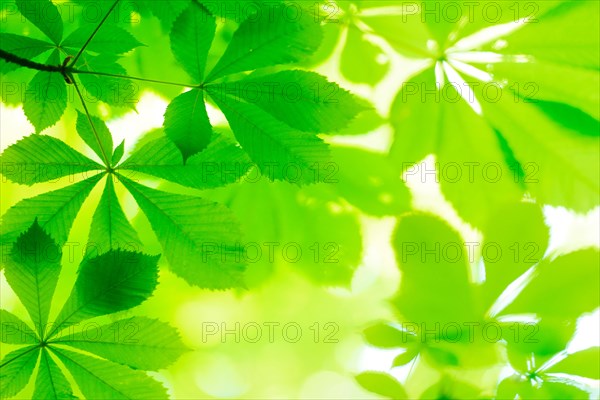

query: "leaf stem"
xmin=71 ymin=0 xmax=122 ymax=66
xmin=71 ymin=69 xmax=199 ymax=88
xmin=72 ymin=78 xmax=112 ymax=167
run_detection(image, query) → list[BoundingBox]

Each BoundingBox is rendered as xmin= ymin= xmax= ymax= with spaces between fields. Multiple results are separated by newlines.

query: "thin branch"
xmin=72 ymin=78 xmax=112 ymax=167
xmin=72 ymin=69 xmax=199 ymax=88
xmin=71 ymin=0 xmax=122 ymax=65
xmin=0 ymin=49 xmax=62 ymax=72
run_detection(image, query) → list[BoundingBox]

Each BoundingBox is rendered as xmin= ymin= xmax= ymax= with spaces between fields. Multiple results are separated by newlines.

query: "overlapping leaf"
xmin=163 ymin=2 xmax=366 ymax=178
xmin=358 ymin=203 xmax=600 ymax=398
xmin=0 ymin=222 xmax=188 ymax=400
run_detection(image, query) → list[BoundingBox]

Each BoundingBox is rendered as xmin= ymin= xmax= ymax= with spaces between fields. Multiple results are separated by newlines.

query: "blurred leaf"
xmin=364 ymin=323 xmax=416 ymax=349
xmin=331 ymin=146 xmax=411 ymax=216
xmin=503 ymin=249 xmax=600 ymax=319
xmin=546 ymin=347 xmax=600 ymax=380
xmin=341 ymin=26 xmax=389 ymax=85
xmin=355 ymin=371 xmax=407 ymax=399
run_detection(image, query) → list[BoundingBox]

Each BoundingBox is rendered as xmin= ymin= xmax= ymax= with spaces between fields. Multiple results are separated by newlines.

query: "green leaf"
xmin=112 ymin=140 xmax=125 ymax=167
xmin=392 ymin=347 xmax=419 ymax=367
xmin=140 ymin=0 xmax=192 ymax=29
xmin=62 ymin=24 xmax=143 ymax=54
xmin=119 ymin=177 xmax=245 ymax=289
xmin=497 ymin=376 xmax=589 ymax=400
xmin=392 ymin=214 xmax=479 ymax=329
xmin=0 ymin=346 xmax=39 ymax=399
xmin=545 ymin=347 xmax=600 ymax=379
xmin=75 ymin=111 xmax=114 ymax=166
xmin=33 ymin=349 xmax=74 ymax=400
xmin=208 ymin=90 xmax=330 ymax=183
xmin=331 ymin=146 xmax=411 ymax=216
xmin=0 ymin=33 xmax=53 ymax=74
xmin=355 ymin=371 xmax=407 ymax=399
xmin=170 ymin=1 xmax=216 ymax=82
xmin=53 ymin=348 xmax=167 ymax=399
xmin=3 ymin=221 xmax=62 ymax=337
xmin=205 ymin=4 xmax=322 ymax=82
xmin=389 ymin=69 xmax=523 ymax=227
xmin=504 ymin=249 xmax=600 ymax=319
xmin=0 ymin=310 xmax=38 ymax=345
xmin=51 ymin=250 xmax=159 ymax=335
xmin=504 ymin=318 xmax=576 ymax=366
xmin=477 ymin=83 xmax=600 ymax=213
xmin=74 ymin=53 xmax=138 ymax=109
xmin=15 ymin=0 xmax=63 ymax=44
xmin=364 ymin=323 xmax=415 ymax=349
xmin=203 ymin=179 xmax=362 ymax=287
xmin=210 ymin=70 xmax=366 ymax=133
xmin=23 ymin=51 xmax=67 ymax=133
xmin=54 ymin=316 xmax=188 ymax=371
xmin=0 ymin=173 xmax=103 ymax=248
xmin=120 ymin=131 xmax=251 ymax=190
xmin=86 ymin=177 xmax=142 ymax=257
xmin=163 ymin=90 xmax=213 ymax=162
xmin=341 ymin=26 xmax=389 ymax=85
xmin=481 ymin=202 xmax=549 ymax=308
xmin=0 ymin=134 xmax=102 ymax=185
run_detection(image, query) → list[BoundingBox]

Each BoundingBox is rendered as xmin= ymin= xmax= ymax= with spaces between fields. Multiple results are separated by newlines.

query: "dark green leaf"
xmin=4 ymin=221 xmax=62 ymax=336
xmin=163 ymin=89 xmax=213 ymax=162
xmin=51 ymin=250 xmax=159 ymax=335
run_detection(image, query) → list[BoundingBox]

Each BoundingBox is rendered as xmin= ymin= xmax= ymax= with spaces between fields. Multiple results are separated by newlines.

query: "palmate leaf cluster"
xmin=1 ymin=0 xmax=599 ymax=399
xmin=1 ymin=221 xmax=188 ymax=399
xmin=320 ymin=0 xmax=599 ymax=226
xmin=359 ymin=203 xmax=599 ymax=399
xmin=0 ymin=0 xmax=367 ymax=289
